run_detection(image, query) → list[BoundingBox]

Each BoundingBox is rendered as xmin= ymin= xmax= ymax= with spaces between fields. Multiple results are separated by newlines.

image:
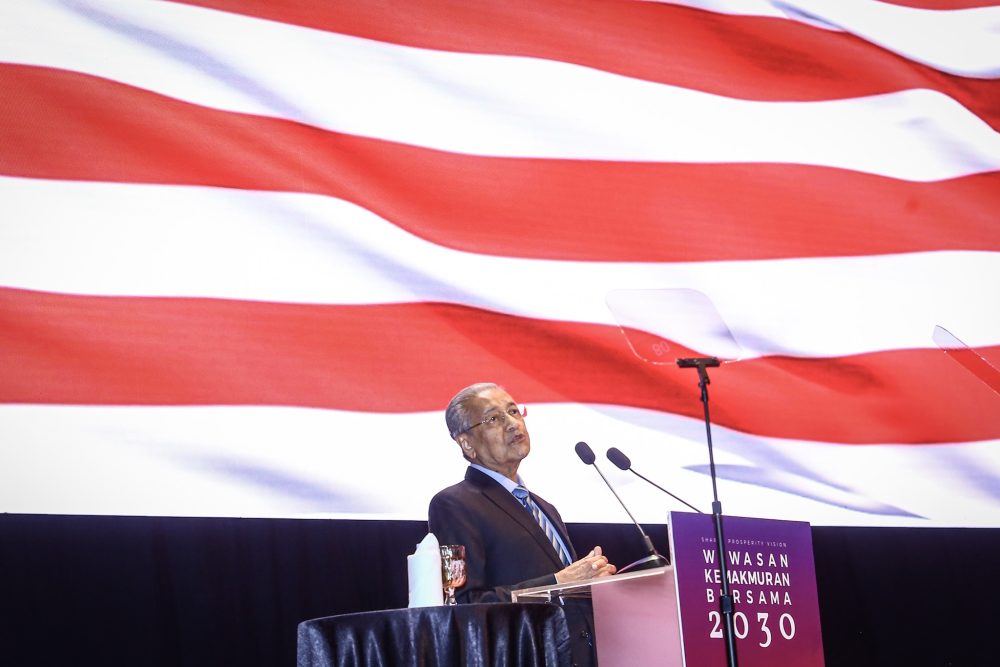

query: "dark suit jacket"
xmin=428 ymin=467 xmax=596 ymax=666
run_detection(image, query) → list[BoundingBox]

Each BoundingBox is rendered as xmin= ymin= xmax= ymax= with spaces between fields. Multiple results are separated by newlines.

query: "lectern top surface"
xmin=511 ymin=566 xmax=672 ymax=602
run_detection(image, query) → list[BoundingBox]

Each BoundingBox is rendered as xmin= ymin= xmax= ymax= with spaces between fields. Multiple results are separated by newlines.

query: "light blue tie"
xmin=512 ymin=486 xmax=572 ymax=567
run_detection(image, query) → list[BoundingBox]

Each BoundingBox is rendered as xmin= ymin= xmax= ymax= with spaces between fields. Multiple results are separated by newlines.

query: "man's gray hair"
xmin=445 ymin=382 xmax=500 ymax=439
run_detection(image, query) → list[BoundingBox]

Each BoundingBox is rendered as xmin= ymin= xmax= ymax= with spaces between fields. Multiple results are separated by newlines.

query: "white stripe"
xmin=663 ymin=0 xmax=1000 ymax=77
xmin=776 ymin=0 xmax=1000 ymax=78
xmin=1 ymin=403 xmax=998 ymax=527
xmin=1 ymin=177 xmax=998 ymax=358
xmin=1 ymin=1 xmax=998 ymax=180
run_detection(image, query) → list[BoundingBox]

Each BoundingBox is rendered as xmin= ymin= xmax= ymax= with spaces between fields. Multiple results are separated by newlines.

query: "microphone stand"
xmin=575 ymin=443 xmax=669 ymax=572
xmin=677 ymin=357 xmax=738 ymax=667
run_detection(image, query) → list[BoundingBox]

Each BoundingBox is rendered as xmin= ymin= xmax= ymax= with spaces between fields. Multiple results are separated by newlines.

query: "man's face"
xmin=456 ymin=387 xmax=530 ymax=478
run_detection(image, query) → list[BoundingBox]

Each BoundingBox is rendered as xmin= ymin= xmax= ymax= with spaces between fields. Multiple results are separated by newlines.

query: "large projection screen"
xmin=2 ymin=0 xmax=998 ymax=527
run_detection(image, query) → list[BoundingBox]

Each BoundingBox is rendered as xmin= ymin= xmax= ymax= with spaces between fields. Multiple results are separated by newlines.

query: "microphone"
xmin=607 ymin=447 xmax=703 ymax=514
xmin=574 ymin=441 xmax=596 ymax=464
xmin=676 ymin=357 xmax=720 ymax=368
xmin=574 ymin=442 xmax=669 ymax=571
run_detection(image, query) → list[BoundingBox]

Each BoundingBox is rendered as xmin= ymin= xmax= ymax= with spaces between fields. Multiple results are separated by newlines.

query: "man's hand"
xmin=554 ymin=546 xmax=617 ymax=583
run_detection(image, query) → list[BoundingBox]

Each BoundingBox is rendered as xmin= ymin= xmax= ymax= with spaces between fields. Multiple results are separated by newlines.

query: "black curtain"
xmin=1 ymin=514 xmax=996 ymax=666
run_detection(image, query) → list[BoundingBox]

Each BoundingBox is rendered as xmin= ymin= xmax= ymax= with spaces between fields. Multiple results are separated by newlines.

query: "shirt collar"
xmin=470 ymin=463 xmax=525 ymax=495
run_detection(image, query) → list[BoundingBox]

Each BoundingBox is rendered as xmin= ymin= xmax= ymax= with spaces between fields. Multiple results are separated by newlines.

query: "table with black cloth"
xmin=297 ymin=603 xmax=572 ymax=667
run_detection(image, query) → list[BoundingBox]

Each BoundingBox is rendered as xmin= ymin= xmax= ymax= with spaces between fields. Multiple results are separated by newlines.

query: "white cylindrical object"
xmin=407 ymin=532 xmax=443 ymax=607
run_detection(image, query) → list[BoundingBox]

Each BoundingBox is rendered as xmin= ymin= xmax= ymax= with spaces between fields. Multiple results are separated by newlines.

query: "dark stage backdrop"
xmin=1 ymin=514 xmax=996 ymax=667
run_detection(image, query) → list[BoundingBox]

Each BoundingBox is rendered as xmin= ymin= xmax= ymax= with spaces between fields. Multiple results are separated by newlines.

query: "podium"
xmin=512 ymin=512 xmax=826 ymax=667
xmin=512 ymin=566 xmax=681 ymax=665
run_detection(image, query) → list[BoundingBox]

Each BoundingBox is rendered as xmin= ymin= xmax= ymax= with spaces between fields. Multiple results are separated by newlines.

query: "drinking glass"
xmin=439 ymin=545 xmax=467 ymax=605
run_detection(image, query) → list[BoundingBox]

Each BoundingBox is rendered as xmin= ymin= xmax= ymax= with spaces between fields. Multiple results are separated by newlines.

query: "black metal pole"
xmin=678 ymin=357 xmax=738 ymax=667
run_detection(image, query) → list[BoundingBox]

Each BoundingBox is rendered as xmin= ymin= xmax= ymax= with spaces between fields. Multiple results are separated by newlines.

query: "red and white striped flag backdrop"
xmin=1 ymin=0 xmax=998 ymax=526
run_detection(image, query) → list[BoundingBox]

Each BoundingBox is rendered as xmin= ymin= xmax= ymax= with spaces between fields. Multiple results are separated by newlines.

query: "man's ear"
xmin=457 ymin=437 xmax=475 ymax=459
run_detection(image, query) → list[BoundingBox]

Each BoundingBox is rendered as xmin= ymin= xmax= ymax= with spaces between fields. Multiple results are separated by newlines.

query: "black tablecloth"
xmin=297 ymin=603 xmax=572 ymax=667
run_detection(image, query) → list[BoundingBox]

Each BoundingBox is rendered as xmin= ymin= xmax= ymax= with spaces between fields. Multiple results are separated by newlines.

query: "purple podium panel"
xmin=668 ymin=511 xmax=825 ymax=667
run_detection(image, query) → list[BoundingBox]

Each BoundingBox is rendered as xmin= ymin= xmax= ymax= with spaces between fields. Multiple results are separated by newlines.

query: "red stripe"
xmin=173 ymin=0 xmax=1000 ymax=127
xmin=941 ymin=347 xmax=1000 ymax=394
xmin=3 ymin=65 xmax=998 ymax=262
xmin=2 ymin=287 xmax=997 ymax=444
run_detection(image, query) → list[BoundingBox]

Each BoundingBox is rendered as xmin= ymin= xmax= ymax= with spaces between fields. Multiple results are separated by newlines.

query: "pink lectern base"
xmin=592 ymin=567 xmax=683 ymax=667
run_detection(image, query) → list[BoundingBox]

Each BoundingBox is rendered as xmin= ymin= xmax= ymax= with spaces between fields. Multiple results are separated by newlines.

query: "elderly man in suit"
xmin=428 ymin=382 xmax=616 ymax=666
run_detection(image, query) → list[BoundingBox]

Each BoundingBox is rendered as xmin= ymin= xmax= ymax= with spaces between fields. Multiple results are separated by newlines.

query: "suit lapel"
xmin=465 ymin=467 xmax=568 ymax=569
